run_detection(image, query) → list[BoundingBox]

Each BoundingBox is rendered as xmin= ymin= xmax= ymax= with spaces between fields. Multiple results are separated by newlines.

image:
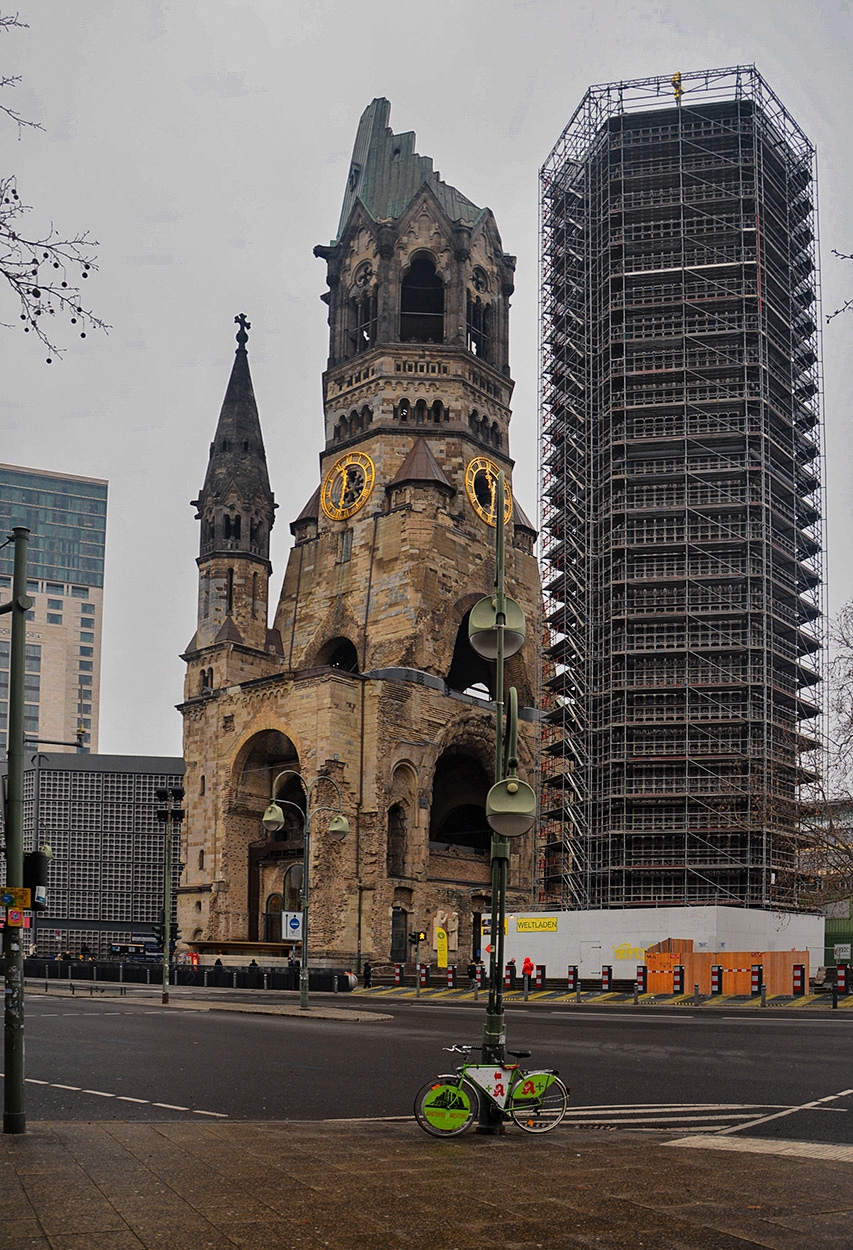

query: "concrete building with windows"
xmin=539 ymin=67 xmax=823 ymax=915
xmin=0 ymin=753 xmax=183 ymax=958
xmin=0 ymin=463 xmax=107 ymax=753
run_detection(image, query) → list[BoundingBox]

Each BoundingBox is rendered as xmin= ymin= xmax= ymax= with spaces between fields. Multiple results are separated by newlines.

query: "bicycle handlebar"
xmin=443 ymin=1044 xmax=481 ymax=1054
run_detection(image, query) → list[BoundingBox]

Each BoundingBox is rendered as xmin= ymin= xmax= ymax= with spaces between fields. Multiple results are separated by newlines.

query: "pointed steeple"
xmin=188 ymin=316 xmax=278 ymax=659
xmin=195 ymin=314 xmax=275 ymax=537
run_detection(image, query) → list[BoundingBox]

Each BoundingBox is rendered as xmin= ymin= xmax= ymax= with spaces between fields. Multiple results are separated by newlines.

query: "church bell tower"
xmin=179 ymin=101 xmax=541 ymax=968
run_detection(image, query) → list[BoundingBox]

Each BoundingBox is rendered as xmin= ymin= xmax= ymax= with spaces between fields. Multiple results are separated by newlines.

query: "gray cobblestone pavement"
xmin=3 ymin=1117 xmax=852 ymax=1249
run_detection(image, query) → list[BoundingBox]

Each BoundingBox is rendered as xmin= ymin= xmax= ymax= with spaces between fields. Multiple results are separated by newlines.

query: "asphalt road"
xmin=7 ymin=990 xmax=853 ymax=1148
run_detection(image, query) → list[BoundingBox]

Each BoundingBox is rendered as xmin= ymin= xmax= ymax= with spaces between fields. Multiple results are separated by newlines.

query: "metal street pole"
xmin=467 ymin=476 xmax=537 ymax=1134
xmin=261 ymin=772 xmax=348 ymax=1013
xmin=483 ymin=477 xmax=509 ymax=1070
xmin=155 ymin=787 xmax=185 ymax=1006
xmin=300 ymin=806 xmax=311 ymax=1010
xmin=2 ymin=527 xmax=33 ymax=1134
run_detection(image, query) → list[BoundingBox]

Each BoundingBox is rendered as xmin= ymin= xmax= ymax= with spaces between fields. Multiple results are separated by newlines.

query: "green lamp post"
xmin=468 ymin=473 xmax=537 ymax=1130
xmin=262 ymin=771 xmax=349 ymax=1010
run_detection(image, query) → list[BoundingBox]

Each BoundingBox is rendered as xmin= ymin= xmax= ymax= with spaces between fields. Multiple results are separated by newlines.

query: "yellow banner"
xmin=436 ymin=927 xmax=448 ymax=968
xmin=516 ymin=917 xmax=558 ymax=933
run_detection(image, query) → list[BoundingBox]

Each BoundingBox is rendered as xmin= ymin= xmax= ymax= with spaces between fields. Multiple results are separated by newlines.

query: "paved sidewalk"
xmin=2 ymin=1118 xmax=852 ymax=1249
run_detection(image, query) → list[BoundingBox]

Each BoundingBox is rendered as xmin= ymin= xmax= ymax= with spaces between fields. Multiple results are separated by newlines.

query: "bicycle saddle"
xmin=507 ymin=1049 xmax=532 ymax=1059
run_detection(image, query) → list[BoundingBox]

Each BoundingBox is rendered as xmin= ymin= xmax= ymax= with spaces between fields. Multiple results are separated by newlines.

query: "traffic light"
xmin=408 ymin=932 xmax=418 ymax=946
xmin=23 ymin=850 xmax=49 ymax=912
xmin=152 ymin=922 xmax=165 ymax=951
xmin=418 ymin=930 xmax=427 ymax=942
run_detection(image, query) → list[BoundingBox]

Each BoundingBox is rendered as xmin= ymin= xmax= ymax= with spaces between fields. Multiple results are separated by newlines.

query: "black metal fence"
xmin=10 ymin=958 xmax=353 ymax=992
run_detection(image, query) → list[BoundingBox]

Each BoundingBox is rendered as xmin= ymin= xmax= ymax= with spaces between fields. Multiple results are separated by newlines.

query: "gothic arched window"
xmin=387 ymin=802 xmax=407 ymax=878
xmin=400 ymin=256 xmax=444 ymax=344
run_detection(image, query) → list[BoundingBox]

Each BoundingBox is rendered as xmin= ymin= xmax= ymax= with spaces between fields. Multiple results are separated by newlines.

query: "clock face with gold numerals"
xmin=320 ymin=451 xmax=376 ymax=521
xmin=464 ymin=456 xmax=513 ymax=527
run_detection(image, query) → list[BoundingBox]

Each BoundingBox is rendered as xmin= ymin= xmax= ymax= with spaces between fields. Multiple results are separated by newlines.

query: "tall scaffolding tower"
xmin=539 ymin=67 xmax=824 ymax=911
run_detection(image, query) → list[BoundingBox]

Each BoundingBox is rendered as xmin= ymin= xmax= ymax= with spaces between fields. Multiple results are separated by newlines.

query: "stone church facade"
xmin=178 ymin=99 xmax=542 ymax=970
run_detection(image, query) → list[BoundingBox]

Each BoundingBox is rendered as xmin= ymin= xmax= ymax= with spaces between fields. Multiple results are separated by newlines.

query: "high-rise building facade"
xmin=539 ymin=68 xmax=823 ymax=911
xmin=0 ymin=753 xmax=183 ymax=957
xmin=0 ymin=464 xmax=107 ymax=754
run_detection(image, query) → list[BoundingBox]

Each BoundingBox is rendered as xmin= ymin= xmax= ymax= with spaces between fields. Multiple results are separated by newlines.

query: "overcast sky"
xmin=1 ymin=0 xmax=851 ymax=757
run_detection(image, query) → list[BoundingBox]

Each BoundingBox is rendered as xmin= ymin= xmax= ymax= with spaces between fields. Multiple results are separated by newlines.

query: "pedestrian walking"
xmin=362 ymin=960 xmax=372 ymax=989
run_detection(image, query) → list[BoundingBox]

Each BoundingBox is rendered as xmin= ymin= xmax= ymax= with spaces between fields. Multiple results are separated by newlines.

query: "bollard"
xmin=633 ymin=984 xmax=638 ymax=1006
xmin=751 ymin=965 xmax=763 ymax=997
xmin=601 ymin=965 xmax=612 ymax=991
xmin=792 ymin=964 xmax=805 ymax=996
xmin=710 ymin=965 xmax=722 ymax=995
xmin=832 ymin=984 xmax=838 ymax=1010
xmin=535 ymin=965 xmax=546 ymax=990
xmin=394 ymin=963 xmax=404 ymax=986
xmin=673 ymin=965 xmax=685 ymax=995
xmin=636 ymin=964 xmax=647 ymax=994
xmin=693 ymin=982 xmax=700 ymax=1006
xmin=760 ymin=984 xmax=766 ymax=1007
xmin=523 ymin=974 xmax=529 ymax=1001
xmin=446 ymin=966 xmax=457 ymax=989
xmin=567 ymin=965 xmax=578 ymax=994
xmin=419 ymin=963 xmax=430 ymax=988
xmin=838 ymin=964 xmax=848 ymax=996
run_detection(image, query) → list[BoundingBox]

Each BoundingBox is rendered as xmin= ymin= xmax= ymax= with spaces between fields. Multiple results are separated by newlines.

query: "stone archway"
xmin=229 ymin=729 xmax=302 ymax=942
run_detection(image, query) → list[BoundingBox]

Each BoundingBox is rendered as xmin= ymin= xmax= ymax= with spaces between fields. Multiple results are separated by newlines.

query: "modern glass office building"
xmin=0 ymin=463 xmax=108 ymax=753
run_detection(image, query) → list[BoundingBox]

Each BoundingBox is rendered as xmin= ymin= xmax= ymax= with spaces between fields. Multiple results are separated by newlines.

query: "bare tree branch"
xmin=826 ymin=250 xmax=853 ymax=323
xmin=1 ymin=8 xmax=107 ymax=361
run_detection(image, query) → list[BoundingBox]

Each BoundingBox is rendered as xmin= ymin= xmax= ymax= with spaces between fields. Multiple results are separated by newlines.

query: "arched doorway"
xmin=234 ymin=729 xmax=302 ymax=942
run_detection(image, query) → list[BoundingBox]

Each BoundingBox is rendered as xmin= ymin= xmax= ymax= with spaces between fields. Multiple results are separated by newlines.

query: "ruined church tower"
xmin=179 ymin=100 xmax=542 ymax=968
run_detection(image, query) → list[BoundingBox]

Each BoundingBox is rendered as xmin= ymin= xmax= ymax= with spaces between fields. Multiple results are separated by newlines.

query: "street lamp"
xmin=155 ymin=786 xmax=185 ymax=1005
xmin=260 ymin=771 xmax=349 ymax=1010
xmin=468 ymin=472 xmax=537 ymax=1131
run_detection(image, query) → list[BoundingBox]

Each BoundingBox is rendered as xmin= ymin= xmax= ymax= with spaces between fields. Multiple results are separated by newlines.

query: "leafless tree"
xmin=792 ymin=603 xmax=853 ymax=906
xmin=826 ymin=249 xmax=853 ymax=323
xmin=1 ymin=11 xmax=106 ymax=361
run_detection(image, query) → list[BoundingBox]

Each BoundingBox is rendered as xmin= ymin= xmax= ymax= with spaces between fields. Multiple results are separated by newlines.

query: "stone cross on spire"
xmin=235 ymin=313 xmax=251 ymax=348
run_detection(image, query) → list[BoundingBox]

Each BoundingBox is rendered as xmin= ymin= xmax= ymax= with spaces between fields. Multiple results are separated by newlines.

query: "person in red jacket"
xmin=521 ymin=955 xmax=535 ymax=982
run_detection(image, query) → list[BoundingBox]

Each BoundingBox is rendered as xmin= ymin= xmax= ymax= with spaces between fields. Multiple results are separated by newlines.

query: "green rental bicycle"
xmin=414 ymin=1044 xmax=569 ymax=1136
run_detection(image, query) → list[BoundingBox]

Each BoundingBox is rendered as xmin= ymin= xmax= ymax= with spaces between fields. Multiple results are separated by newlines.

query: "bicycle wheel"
xmin=414 ymin=1079 xmax=479 ymax=1137
xmin=507 ymin=1071 xmax=568 ymax=1133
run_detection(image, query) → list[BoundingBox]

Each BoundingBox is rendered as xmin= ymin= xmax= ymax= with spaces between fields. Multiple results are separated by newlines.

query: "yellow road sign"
xmin=1 ymin=887 xmax=31 ymax=908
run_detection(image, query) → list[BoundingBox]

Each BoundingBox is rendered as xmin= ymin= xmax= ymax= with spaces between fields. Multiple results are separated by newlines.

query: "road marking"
xmin=551 ymin=1012 xmax=697 ymax=1021
xmin=667 ymin=1135 xmax=853 ymax=1164
xmin=14 ymin=1077 xmax=226 ymax=1118
xmin=562 ymin=1102 xmax=786 ymax=1131
xmin=714 ymin=1087 xmax=853 ymax=1135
